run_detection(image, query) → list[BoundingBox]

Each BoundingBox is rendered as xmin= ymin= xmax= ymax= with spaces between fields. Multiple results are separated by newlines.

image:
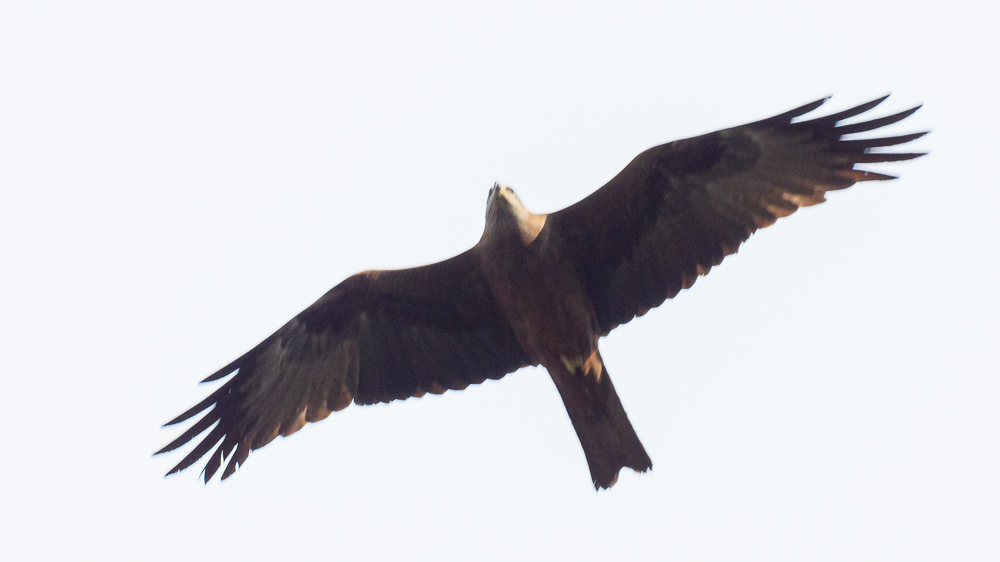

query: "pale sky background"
xmin=1 ymin=1 xmax=997 ymax=560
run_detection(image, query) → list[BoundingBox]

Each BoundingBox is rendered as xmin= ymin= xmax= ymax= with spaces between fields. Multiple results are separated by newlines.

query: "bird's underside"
xmin=157 ymin=95 xmax=926 ymax=489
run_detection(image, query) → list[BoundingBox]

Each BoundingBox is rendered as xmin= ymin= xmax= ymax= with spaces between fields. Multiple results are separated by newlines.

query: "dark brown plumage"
xmin=157 ymin=95 xmax=926 ymax=489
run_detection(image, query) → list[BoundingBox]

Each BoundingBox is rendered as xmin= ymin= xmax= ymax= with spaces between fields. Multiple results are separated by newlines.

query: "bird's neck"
xmin=484 ymin=206 xmax=547 ymax=247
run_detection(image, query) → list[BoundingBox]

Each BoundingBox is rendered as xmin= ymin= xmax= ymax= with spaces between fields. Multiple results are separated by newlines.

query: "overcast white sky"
xmin=1 ymin=1 xmax=998 ymax=560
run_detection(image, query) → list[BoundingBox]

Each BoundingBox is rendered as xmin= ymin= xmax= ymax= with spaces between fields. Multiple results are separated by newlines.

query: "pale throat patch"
xmin=518 ymin=213 xmax=546 ymax=245
xmin=495 ymin=185 xmax=547 ymax=245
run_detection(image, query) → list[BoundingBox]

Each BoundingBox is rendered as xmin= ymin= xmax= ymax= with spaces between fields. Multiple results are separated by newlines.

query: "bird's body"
xmin=480 ymin=187 xmax=649 ymax=486
xmin=481 ymin=191 xmax=596 ymax=372
xmin=158 ymin=96 xmax=926 ymax=489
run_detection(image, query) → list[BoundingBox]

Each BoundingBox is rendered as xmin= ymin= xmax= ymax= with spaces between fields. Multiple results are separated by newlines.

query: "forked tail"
xmin=548 ymin=355 xmax=652 ymax=489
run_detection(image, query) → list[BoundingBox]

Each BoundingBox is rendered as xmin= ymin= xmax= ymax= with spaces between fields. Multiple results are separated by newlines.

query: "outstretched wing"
xmin=156 ymin=248 xmax=530 ymax=482
xmin=547 ymin=95 xmax=927 ymax=334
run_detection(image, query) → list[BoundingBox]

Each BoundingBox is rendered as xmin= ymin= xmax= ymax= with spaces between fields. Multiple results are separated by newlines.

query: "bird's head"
xmin=486 ymin=183 xmax=527 ymax=216
xmin=484 ymin=183 xmax=546 ymax=245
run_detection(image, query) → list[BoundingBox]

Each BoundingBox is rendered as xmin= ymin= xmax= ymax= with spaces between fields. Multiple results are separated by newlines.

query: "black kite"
xmin=158 ymin=96 xmax=926 ymax=489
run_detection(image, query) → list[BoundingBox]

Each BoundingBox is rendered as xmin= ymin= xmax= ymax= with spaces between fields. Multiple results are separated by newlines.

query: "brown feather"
xmin=548 ymin=95 xmax=926 ymax=333
xmin=158 ymin=249 xmax=529 ymax=482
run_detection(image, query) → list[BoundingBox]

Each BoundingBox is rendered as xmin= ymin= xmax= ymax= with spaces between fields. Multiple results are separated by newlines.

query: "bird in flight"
xmin=157 ymin=95 xmax=926 ymax=489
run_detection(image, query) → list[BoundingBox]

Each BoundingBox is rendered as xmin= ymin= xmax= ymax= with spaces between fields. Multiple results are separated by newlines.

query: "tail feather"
xmin=548 ymin=355 xmax=652 ymax=489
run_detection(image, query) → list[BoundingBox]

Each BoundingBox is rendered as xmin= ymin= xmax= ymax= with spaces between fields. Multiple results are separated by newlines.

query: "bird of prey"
xmin=157 ymin=95 xmax=926 ymax=489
